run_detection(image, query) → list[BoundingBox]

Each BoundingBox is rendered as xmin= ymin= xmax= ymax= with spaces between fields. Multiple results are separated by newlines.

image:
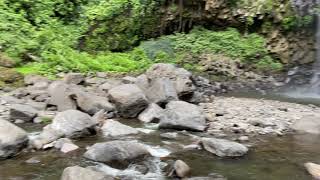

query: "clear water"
xmin=0 ymin=119 xmax=318 ymax=180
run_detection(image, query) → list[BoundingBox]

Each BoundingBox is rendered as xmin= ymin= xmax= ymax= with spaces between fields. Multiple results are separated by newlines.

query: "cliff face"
xmin=157 ymin=0 xmax=316 ymax=66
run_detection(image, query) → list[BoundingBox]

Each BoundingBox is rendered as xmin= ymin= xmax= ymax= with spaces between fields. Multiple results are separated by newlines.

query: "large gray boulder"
xmin=61 ymin=166 xmax=113 ymax=180
xmin=0 ymin=119 xmax=28 ymax=159
xmin=48 ymin=81 xmax=77 ymax=111
xmin=101 ymin=120 xmax=139 ymax=137
xmin=159 ymin=101 xmax=206 ymax=131
xmin=145 ymin=63 xmax=195 ymax=97
xmin=50 ymin=110 xmax=97 ymax=137
xmin=9 ymin=104 xmax=38 ymax=122
xmin=84 ymin=140 xmax=150 ymax=165
xmin=73 ymin=90 xmax=115 ymax=115
xmin=145 ymin=78 xmax=178 ymax=105
xmin=292 ymin=115 xmax=320 ymax=134
xmin=31 ymin=110 xmax=97 ymax=149
xmin=138 ymin=103 xmax=163 ymax=123
xmin=201 ymin=138 xmax=248 ymax=157
xmin=108 ymin=84 xmax=148 ymax=118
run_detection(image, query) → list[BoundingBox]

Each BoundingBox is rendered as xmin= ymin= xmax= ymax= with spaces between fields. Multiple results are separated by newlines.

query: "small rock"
xmin=10 ymin=104 xmax=38 ymax=122
xmin=305 ymin=162 xmax=320 ymax=179
xmin=174 ymin=160 xmax=191 ymax=178
xmin=63 ymin=73 xmax=84 ymax=85
xmin=138 ymin=103 xmax=163 ymax=123
xmin=60 ymin=143 xmax=79 ymax=153
xmin=238 ymin=136 xmax=249 ymax=142
xmin=61 ymin=166 xmax=113 ymax=180
xmin=25 ymin=157 xmax=41 ymax=164
xmin=101 ymin=120 xmax=139 ymax=137
xmin=84 ymin=140 xmax=150 ymax=165
xmin=122 ymin=76 xmax=137 ymax=84
xmin=201 ymin=138 xmax=248 ymax=157
xmin=160 ymin=132 xmax=178 ymax=139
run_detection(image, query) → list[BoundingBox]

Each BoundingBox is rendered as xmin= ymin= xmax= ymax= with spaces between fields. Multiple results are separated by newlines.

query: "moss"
xmin=0 ymin=53 xmax=16 ymax=68
xmin=0 ymin=67 xmax=24 ymax=87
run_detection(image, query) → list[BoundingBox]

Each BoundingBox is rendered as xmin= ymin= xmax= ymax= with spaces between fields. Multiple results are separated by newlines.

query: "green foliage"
xmin=166 ymin=27 xmax=270 ymax=63
xmin=146 ymin=27 xmax=282 ymax=71
xmin=282 ymin=15 xmax=314 ymax=31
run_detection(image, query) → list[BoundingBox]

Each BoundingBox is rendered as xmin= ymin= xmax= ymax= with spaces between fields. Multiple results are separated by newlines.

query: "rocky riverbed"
xmin=0 ymin=63 xmax=319 ymax=180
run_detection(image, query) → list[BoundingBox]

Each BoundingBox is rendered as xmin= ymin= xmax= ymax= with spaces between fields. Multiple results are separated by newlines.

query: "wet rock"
xmin=145 ymin=78 xmax=178 ymax=105
xmin=101 ymin=120 xmax=139 ymax=137
xmin=201 ymin=138 xmax=248 ymax=157
xmin=25 ymin=157 xmax=41 ymax=164
xmin=84 ymin=140 xmax=150 ymax=165
xmin=50 ymin=110 xmax=97 ymax=137
xmin=63 ymin=73 xmax=84 ymax=85
xmin=9 ymin=104 xmax=38 ymax=122
xmin=60 ymin=143 xmax=79 ymax=153
xmin=159 ymin=101 xmax=206 ymax=131
xmin=0 ymin=119 xmax=28 ymax=159
xmin=108 ymin=84 xmax=148 ymax=118
xmin=31 ymin=110 xmax=96 ymax=149
xmin=61 ymin=166 xmax=113 ymax=180
xmin=160 ymin=132 xmax=178 ymax=139
xmin=138 ymin=103 xmax=163 ymax=123
xmin=73 ymin=90 xmax=114 ymax=115
xmin=54 ymin=138 xmax=73 ymax=149
xmin=238 ymin=136 xmax=249 ymax=142
xmin=304 ymin=162 xmax=320 ymax=179
xmin=48 ymin=81 xmax=77 ymax=111
xmin=174 ymin=160 xmax=191 ymax=178
xmin=292 ymin=115 xmax=320 ymax=134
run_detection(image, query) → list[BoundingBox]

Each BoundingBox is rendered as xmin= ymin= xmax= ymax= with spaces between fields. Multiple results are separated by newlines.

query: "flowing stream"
xmin=0 ymin=120 xmax=319 ymax=180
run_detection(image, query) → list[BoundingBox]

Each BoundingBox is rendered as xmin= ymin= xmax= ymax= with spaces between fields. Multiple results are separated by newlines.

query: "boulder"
xmin=122 ymin=76 xmax=137 ymax=84
xmin=292 ymin=115 xmax=320 ymax=134
xmin=108 ymin=84 xmax=148 ymax=118
xmin=145 ymin=63 xmax=195 ymax=97
xmin=61 ymin=166 xmax=113 ymax=180
xmin=48 ymin=81 xmax=77 ymax=111
xmin=24 ymin=75 xmax=49 ymax=86
xmin=101 ymin=120 xmax=139 ymax=137
xmin=159 ymin=101 xmax=206 ymax=131
xmin=145 ymin=78 xmax=178 ymax=105
xmin=63 ymin=73 xmax=84 ymax=85
xmin=84 ymin=140 xmax=150 ymax=165
xmin=98 ymin=79 xmax=123 ymax=94
xmin=135 ymin=74 xmax=149 ymax=90
xmin=174 ymin=160 xmax=191 ymax=178
xmin=9 ymin=104 xmax=38 ymax=122
xmin=31 ymin=110 xmax=97 ymax=149
xmin=0 ymin=119 xmax=28 ymax=159
xmin=305 ymin=162 xmax=320 ymax=179
xmin=73 ymin=90 xmax=115 ymax=115
xmin=50 ymin=110 xmax=97 ymax=137
xmin=138 ymin=103 xmax=163 ymax=123
xmin=201 ymin=138 xmax=248 ymax=157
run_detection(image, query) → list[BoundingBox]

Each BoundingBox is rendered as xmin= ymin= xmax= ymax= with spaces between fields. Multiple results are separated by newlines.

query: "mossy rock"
xmin=0 ymin=53 xmax=16 ymax=68
xmin=0 ymin=67 xmax=24 ymax=87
